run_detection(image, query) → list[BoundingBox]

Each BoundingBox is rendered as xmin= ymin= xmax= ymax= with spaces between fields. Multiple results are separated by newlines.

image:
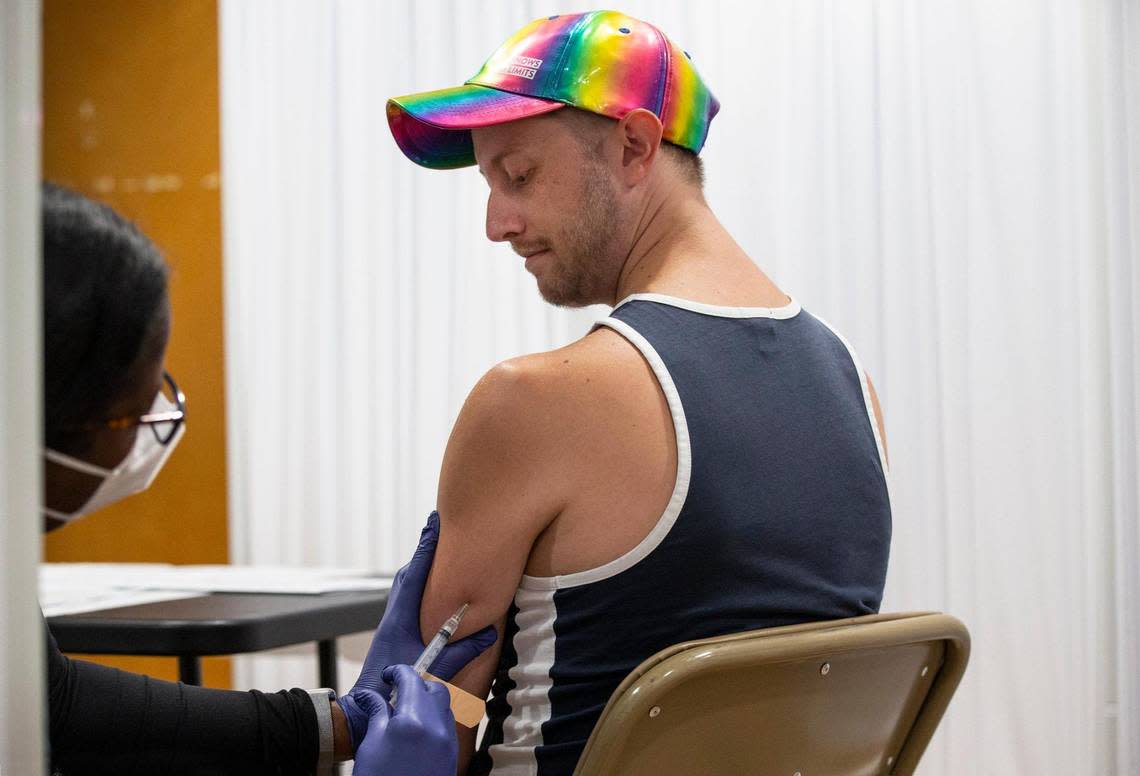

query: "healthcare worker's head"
xmin=41 ymin=183 xmax=185 ymax=530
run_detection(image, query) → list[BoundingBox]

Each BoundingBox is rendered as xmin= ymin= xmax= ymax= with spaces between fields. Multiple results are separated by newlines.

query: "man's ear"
xmin=616 ymin=109 xmax=664 ymax=186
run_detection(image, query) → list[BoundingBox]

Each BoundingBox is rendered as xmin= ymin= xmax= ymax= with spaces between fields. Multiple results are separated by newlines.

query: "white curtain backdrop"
xmin=220 ymin=2 xmax=1139 ymax=774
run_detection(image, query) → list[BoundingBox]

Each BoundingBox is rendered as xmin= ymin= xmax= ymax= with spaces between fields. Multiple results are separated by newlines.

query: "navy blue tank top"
xmin=472 ymin=294 xmax=892 ymax=776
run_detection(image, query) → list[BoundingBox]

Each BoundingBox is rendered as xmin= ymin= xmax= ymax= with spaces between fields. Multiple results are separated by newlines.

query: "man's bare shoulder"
xmin=441 ymin=327 xmax=660 ymax=518
xmin=440 ymin=326 xmax=675 ymax=577
xmin=464 ymin=326 xmax=649 ymax=424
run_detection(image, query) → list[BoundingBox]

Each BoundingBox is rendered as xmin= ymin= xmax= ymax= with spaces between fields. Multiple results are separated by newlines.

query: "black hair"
xmin=659 ymin=142 xmax=705 ymax=188
xmin=42 ymin=182 xmax=170 ymax=452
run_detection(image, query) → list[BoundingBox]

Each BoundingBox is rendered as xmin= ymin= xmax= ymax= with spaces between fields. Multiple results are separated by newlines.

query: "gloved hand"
xmin=351 ymin=666 xmax=457 ymax=776
xmin=339 ymin=511 xmax=497 ymax=750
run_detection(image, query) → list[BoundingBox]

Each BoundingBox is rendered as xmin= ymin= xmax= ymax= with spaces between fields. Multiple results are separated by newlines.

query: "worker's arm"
xmin=421 ymin=357 xmax=571 ymax=771
xmin=45 ymin=617 xmax=319 ymax=774
xmin=47 ymin=509 xmax=496 ymax=773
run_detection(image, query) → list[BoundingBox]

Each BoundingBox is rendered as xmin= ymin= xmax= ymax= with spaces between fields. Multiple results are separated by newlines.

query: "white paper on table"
xmin=40 ymin=563 xmax=394 ymax=598
xmin=40 ymin=562 xmax=176 ymax=591
xmin=40 ymin=588 xmax=208 ymax=618
xmin=143 ymin=566 xmax=394 ymax=595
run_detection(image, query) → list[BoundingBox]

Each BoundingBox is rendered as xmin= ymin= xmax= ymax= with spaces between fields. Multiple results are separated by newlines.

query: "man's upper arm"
xmin=420 ymin=358 xmax=567 ymax=687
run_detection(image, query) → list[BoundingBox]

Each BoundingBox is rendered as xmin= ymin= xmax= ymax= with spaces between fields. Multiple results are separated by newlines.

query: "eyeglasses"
xmin=136 ymin=371 xmax=186 ymax=444
xmin=66 ymin=371 xmax=187 ymax=445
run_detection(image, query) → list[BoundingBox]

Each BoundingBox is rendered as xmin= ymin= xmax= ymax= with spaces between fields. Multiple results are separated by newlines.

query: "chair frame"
xmin=574 ymin=612 xmax=970 ymax=776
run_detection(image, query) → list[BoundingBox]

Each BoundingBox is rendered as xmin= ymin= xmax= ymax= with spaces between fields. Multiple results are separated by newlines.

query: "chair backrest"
xmin=573 ymin=612 xmax=970 ymax=776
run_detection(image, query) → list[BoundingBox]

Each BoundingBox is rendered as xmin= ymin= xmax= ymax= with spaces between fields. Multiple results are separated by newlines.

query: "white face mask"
xmin=43 ymin=391 xmax=185 ymax=525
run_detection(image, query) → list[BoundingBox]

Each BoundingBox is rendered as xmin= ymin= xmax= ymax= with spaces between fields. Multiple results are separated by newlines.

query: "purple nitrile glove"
xmin=350 ymin=666 xmax=457 ymax=776
xmin=339 ymin=511 xmax=497 ymax=751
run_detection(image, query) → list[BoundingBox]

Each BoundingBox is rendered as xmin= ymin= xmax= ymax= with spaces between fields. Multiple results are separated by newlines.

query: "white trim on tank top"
xmin=811 ymin=314 xmax=892 ymax=493
xmin=518 ymin=293 xmax=803 ymax=592
xmin=613 ymin=292 xmax=803 ymax=320
xmin=486 ymin=586 xmax=558 ymax=776
xmin=517 ymin=315 xmax=693 ymax=592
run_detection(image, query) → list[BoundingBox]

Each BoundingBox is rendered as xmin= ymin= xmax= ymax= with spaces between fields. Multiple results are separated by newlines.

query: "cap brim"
xmin=387 ymin=84 xmax=565 ymax=170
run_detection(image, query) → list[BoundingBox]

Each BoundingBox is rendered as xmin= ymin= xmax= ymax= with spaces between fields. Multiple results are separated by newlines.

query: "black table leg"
xmin=318 ymin=639 xmax=338 ymax=691
xmin=178 ymin=655 xmax=202 ymax=685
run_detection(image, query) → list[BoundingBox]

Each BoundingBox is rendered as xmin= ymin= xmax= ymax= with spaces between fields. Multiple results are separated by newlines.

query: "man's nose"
xmin=485 ymin=191 xmax=523 ymax=243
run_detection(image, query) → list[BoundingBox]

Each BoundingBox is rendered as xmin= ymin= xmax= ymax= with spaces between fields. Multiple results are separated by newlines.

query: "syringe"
xmin=412 ymin=603 xmax=469 ymax=674
xmin=390 ymin=602 xmax=469 ymax=706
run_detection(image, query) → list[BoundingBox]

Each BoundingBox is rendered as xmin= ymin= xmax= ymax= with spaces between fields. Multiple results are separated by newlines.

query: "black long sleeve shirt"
xmin=45 ymin=618 xmax=320 ymax=775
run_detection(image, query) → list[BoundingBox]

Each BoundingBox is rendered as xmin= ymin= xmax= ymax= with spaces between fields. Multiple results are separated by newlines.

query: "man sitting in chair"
xmin=386 ymin=11 xmax=892 ymax=775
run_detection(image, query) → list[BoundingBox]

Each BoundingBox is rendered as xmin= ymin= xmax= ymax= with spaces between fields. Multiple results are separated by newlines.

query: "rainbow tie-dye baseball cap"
xmin=387 ymin=10 xmax=720 ymax=170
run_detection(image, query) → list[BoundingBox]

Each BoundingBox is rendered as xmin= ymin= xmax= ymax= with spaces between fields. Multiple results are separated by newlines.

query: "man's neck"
xmin=609 ymin=183 xmax=785 ymax=308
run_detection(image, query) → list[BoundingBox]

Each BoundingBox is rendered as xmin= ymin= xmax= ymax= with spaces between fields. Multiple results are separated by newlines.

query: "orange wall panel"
xmin=42 ymin=0 xmax=231 ymax=689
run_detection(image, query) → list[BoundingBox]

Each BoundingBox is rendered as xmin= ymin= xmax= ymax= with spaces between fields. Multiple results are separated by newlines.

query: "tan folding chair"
xmin=574 ymin=612 xmax=969 ymax=776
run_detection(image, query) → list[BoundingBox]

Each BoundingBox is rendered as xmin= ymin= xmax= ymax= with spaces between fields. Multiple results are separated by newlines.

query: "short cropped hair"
xmin=556 ymin=107 xmax=705 ymax=188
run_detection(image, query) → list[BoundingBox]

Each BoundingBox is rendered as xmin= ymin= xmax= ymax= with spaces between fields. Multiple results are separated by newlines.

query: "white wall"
xmin=0 ymin=1 xmax=45 ymax=774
